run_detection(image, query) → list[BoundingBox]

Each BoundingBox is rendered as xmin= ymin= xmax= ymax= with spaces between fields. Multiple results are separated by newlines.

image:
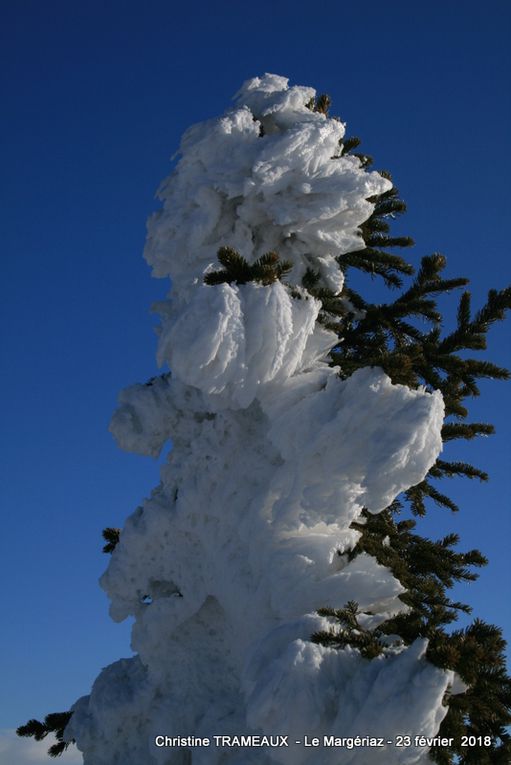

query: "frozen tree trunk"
xmin=67 ymin=75 xmax=456 ymax=764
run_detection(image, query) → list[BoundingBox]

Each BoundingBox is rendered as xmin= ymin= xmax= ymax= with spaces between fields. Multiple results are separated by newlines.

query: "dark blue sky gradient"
xmin=1 ymin=0 xmax=510 ymax=734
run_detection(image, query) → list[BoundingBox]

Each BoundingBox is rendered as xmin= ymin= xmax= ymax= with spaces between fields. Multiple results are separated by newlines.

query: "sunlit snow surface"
xmin=68 ymin=75 xmax=454 ymax=764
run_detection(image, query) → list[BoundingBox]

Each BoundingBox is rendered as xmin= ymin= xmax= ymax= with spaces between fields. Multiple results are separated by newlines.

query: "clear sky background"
xmin=1 ymin=1 xmax=510 ymax=762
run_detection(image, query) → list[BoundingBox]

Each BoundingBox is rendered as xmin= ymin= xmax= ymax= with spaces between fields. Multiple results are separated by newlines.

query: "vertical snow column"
xmin=68 ymin=75 xmax=450 ymax=765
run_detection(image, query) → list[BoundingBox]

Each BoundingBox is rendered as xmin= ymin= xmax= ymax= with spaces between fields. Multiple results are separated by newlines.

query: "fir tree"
xmin=19 ymin=80 xmax=511 ymax=763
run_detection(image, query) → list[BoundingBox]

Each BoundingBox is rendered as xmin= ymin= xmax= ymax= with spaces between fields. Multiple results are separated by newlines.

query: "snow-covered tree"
xmin=19 ymin=74 xmax=511 ymax=764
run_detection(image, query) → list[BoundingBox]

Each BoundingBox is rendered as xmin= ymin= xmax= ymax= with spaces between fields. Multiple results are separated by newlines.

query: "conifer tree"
xmin=18 ymin=76 xmax=511 ymax=764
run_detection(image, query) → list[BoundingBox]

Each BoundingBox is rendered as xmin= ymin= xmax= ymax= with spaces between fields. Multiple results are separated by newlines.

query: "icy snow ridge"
xmin=157 ymin=281 xmax=337 ymax=409
xmin=68 ymin=74 xmax=452 ymax=765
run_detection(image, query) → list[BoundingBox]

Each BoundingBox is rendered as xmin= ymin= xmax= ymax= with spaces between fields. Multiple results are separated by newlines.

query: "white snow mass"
xmin=67 ymin=74 xmax=456 ymax=764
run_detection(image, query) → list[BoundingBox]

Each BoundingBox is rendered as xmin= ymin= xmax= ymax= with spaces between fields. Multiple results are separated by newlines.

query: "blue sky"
xmin=1 ymin=0 xmax=510 ymax=758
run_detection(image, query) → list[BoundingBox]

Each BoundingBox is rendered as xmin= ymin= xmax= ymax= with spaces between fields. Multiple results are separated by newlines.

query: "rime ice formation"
xmin=67 ymin=75 xmax=453 ymax=764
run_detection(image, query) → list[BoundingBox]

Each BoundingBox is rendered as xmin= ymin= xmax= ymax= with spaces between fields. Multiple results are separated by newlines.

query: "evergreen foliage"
xmin=312 ymin=596 xmax=511 ymax=762
xmin=305 ymin=93 xmax=332 ymax=116
xmin=312 ymin=600 xmax=391 ymax=659
xmin=349 ymin=507 xmax=487 ymax=633
xmin=204 ymin=247 xmax=292 ymax=286
xmin=427 ymin=620 xmax=511 ymax=764
xmin=305 ymin=115 xmax=511 ymax=763
xmin=17 ymin=712 xmax=74 ymax=758
xmin=102 ymin=527 xmax=121 ymax=553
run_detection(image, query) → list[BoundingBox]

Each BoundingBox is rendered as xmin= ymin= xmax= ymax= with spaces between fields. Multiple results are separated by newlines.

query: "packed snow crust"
xmin=67 ymin=75 xmax=455 ymax=764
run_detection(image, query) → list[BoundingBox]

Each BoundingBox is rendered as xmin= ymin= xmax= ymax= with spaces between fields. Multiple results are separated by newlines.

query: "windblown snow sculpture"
xmin=68 ymin=75 xmax=455 ymax=764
